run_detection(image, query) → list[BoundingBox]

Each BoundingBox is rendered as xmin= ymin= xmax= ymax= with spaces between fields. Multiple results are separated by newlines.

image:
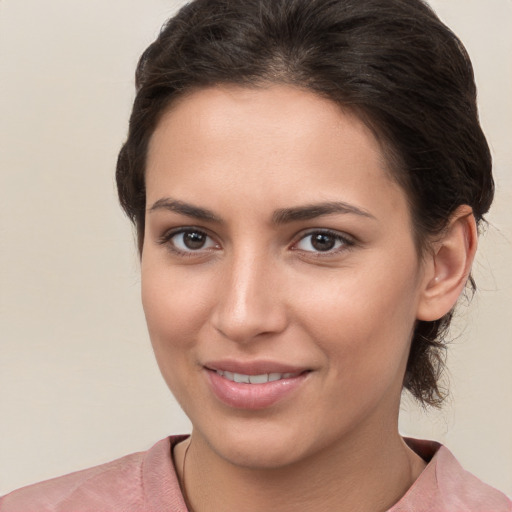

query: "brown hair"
xmin=116 ymin=0 xmax=493 ymax=406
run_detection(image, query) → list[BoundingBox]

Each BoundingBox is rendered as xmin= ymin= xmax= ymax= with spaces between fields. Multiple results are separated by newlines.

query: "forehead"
xmin=145 ymin=85 xmax=406 ymax=219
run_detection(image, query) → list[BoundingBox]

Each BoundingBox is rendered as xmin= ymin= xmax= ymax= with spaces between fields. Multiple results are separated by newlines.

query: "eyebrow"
xmin=148 ymin=198 xmax=223 ymax=223
xmin=148 ymin=198 xmax=375 ymax=224
xmin=272 ymin=202 xmax=375 ymax=224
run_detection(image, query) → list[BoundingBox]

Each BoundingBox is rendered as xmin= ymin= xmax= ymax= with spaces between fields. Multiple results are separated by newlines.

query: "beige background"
xmin=1 ymin=0 xmax=511 ymax=497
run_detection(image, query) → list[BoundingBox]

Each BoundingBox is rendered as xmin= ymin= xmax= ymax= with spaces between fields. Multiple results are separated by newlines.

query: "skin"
xmin=141 ymin=85 xmax=477 ymax=511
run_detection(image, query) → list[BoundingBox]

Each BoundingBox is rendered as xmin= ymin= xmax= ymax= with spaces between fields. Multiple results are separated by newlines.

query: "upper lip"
xmin=204 ymin=359 xmax=310 ymax=375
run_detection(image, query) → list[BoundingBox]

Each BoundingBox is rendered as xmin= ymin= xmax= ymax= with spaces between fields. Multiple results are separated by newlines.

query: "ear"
xmin=416 ymin=205 xmax=478 ymax=322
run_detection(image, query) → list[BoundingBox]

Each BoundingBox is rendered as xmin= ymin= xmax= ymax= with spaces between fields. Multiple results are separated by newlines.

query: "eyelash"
xmin=157 ymin=227 xmax=356 ymax=257
xmin=292 ymin=229 xmax=356 ymax=256
xmin=157 ymin=227 xmax=219 ymax=256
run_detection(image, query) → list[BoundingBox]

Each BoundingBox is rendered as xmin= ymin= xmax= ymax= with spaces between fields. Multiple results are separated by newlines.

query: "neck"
xmin=175 ymin=423 xmax=426 ymax=512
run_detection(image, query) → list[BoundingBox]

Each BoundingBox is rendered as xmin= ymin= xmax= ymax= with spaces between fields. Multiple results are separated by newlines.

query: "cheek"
xmin=141 ymin=262 xmax=213 ymax=359
xmin=140 ymin=262 xmax=218 ymax=411
xmin=294 ymin=262 xmax=420 ymax=381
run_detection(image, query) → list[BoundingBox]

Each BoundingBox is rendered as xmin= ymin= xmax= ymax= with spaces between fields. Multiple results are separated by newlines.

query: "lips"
xmin=204 ymin=360 xmax=311 ymax=409
xmin=214 ymin=369 xmax=303 ymax=384
xmin=205 ymin=359 xmax=308 ymax=375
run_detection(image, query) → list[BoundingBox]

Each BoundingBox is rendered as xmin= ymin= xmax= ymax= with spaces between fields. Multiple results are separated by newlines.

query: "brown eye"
xmin=311 ymin=233 xmax=336 ymax=251
xmin=164 ymin=229 xmax=218 ymax=253
xmin=294 ymin=230 xmax=354 ymax=254
xmin=182 ymin=231 xmax=207 ymax=249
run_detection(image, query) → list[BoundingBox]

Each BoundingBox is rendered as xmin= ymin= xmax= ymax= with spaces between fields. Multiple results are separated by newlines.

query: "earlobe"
xmin=416 ymin=205 xmax=478 ymax=322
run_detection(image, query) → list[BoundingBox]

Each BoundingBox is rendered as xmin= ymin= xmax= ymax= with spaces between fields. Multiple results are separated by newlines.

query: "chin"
xmin=219 ymin=438 xmax=307 ymax=470
xmin=193 ymin=412 xmax=343 ymax=472
xmin=194 ymin=419 xmax=313 ymax=470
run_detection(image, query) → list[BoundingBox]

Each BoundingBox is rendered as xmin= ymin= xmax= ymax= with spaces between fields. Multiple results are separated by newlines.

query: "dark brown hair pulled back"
xmin=116 ymin=0 xmax=493 ymax=406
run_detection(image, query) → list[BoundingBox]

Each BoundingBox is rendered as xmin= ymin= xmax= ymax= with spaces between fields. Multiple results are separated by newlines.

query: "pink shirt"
xmin=1 ymin=436 xmax=510 ymax=511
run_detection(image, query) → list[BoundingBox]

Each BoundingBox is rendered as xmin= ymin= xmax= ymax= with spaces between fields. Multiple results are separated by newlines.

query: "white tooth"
xmin=283 ymin=373 xmax=295 ymax=379
xmin=268 ymin=373 xmax=283 ymax=382
xmin=249 ymin=374 xmax=269 ymax=384
xmin=215 ymin=370 xmax=224 ymax=376
xmin=224 ymin=371 xmax=234 ymax=381
xmin=234 ymin=373 xmax=250 ymax=383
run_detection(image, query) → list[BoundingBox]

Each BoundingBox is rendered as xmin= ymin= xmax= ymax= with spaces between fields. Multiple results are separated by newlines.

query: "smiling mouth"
xmin=205 ymin=367 xmax=311 ymax=409
xmin=213 ymin=369 xmax=305 ymax=384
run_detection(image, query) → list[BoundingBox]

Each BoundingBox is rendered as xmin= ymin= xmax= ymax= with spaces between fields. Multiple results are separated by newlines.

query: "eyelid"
xmin=156 ymin=226 xmax=356 ymax=257
xmin=290 ymin=228 xmax=356 ymax=255
xmin=157 ymin=226 xmax=220 ymax=255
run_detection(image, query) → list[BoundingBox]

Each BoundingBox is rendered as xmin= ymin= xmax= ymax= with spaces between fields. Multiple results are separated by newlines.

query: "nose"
xmin=211 ymin=249 xmax=288 ymax=343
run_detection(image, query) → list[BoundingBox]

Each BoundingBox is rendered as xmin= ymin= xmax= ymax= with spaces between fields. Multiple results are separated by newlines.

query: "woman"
xmin=2 ymin=0 xmax=511 ymax=510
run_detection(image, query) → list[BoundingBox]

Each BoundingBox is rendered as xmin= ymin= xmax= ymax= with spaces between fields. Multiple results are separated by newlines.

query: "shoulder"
xmin=391 ymin=439 xmax=512 ymax=512
xmin=0 ymin=436 xmax=189 ymax=512
xmin=434 ymin=445 xmax=512 ymax=511
xmin=0 ymin=450 xmax=147 ymax=512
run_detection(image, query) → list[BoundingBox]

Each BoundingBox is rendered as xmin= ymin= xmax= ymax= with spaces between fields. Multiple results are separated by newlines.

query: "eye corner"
xmin=291 ymin=229 xmax=357 ymax=256
xmin=157 ymin=226 xmax=221 ymax=257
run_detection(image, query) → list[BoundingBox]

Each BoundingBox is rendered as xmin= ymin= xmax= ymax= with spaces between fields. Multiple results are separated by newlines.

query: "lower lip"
xmin=205 ymin=370 xmax=309 ymax=410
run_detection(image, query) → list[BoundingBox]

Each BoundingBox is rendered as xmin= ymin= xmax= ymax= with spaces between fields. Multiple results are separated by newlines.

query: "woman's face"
xmin=142 ymin=85 xmax=430 ymax=468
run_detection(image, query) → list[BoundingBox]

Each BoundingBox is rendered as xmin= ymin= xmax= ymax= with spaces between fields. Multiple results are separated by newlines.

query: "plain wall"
xmin=1 ymin=0 xmax=511 ymax=496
